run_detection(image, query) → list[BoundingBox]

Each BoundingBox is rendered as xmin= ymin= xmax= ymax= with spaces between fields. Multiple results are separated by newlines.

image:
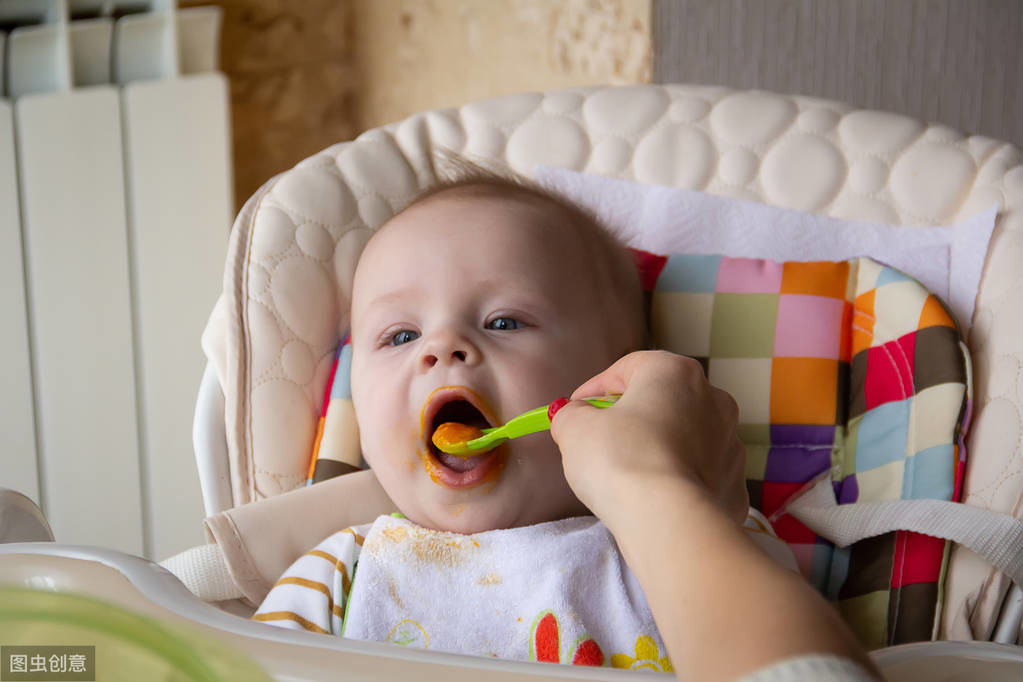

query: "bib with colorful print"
xmin=342 ymin=515 xmax=670 ymax=669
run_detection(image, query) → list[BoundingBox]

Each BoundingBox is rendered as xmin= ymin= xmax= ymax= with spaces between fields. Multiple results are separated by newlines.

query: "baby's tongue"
xmin=436 ymin=450 xmax=489 ymax=472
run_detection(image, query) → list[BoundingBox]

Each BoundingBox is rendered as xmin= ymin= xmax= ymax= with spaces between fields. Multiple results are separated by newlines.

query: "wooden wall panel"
xmin=180 ymin=0 xmax=359 ymax=213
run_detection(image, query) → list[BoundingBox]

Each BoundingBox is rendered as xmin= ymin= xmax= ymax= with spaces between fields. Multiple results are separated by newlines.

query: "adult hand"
xmin=549 ymin=350 xmax=748 ymax=525
xmin=551 ymin=351 xmax=879 ymax=681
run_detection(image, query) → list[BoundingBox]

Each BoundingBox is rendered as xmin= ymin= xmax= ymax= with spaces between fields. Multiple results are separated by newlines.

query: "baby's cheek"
xmin=369 ymin=410 xmax=422 ymax=473
xmin=528 ymin=352 xmax=590 ymax=397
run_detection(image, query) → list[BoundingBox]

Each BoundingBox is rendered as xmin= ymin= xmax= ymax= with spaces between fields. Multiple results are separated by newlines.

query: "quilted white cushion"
xmin=201 ymin=83 xmax=1023 ymax=637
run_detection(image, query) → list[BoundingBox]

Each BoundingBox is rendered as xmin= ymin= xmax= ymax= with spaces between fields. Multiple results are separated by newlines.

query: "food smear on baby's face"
xmin=417 ymin=386 xmax=508 ymax=491
xmin=431 ymin=421 xmax=484 ymax=454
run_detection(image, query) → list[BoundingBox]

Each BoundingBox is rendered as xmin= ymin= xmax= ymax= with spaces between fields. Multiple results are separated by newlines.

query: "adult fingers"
xmin=567 ymin=356 xmax=634 ymax=401
xmin=713 ymin=386 xmax=740 ymax=426
xmin=548 ymin=397 xmax=601 ymax=446
xmin=568 ymin=350 xmax=679 ymax=401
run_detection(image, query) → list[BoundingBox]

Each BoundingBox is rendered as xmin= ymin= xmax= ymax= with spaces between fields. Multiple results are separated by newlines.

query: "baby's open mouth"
xmin=420 ymin=386 xmax=509 ymax=489
xmin=429 ymin=399 xmax=493 ymax=473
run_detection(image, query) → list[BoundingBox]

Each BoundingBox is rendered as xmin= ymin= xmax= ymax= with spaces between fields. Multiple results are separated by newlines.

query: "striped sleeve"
xmin=252 ymin=526 xmax=366 ymax=635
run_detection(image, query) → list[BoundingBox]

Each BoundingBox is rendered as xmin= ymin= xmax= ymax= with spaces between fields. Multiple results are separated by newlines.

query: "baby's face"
xmin=349 ymin=194 xmax=626 ymax=533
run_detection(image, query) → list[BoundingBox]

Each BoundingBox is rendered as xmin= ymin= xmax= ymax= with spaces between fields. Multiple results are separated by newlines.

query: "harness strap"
xmin=160 ymin=542 xmax=243 ymax=602
xmin=786 ymin=477 xmax=1023 ymax=643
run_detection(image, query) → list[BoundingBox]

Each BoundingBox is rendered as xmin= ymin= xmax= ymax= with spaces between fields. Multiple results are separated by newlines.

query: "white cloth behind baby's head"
xmin=535 ymin=167 xmax=997 ymax=331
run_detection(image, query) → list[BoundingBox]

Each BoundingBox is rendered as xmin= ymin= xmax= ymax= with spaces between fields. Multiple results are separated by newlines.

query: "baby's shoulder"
xmin=309 ymin=521 xmax=375 ymax=554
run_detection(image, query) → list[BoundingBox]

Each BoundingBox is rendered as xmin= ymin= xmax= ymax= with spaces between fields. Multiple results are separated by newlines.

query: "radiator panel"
xmin=16 ymin=86 xmax=144 ymax=556
xmin=122 ymin=73 xmax=232 ymax=560
xmin=0 ymin=99 xmax=39 ymax=505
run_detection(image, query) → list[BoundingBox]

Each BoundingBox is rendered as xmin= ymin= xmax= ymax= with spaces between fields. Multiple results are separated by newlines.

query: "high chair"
xmin=4 ymin=83 xmax=1023 ymax=681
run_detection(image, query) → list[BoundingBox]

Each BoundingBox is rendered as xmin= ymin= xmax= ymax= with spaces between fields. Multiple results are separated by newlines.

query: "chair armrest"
xmin=193 ymin=361 xmax=232 ymax=517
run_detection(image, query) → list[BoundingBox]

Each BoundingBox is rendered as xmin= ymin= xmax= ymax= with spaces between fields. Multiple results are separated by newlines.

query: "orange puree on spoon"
xmin=431 ymin=422 xmax=484 ymax=454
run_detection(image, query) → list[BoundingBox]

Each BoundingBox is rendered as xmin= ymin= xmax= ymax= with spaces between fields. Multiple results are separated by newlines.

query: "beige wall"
xmin=186 ymin=0 xmax=652 ymax=211
xmin=654 ymin=0 xmax=1023 ymax=150
xmin=352 ymin=0 xmax=652 ymax=130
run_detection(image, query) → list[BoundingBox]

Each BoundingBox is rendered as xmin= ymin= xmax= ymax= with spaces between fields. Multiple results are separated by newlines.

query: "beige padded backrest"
xmin=201 ymin=83 xmax=1023 ymax=636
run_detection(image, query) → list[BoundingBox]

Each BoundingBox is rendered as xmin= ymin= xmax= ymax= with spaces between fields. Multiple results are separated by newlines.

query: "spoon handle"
xmin=464 ymin=395 xmax=620 ymax=452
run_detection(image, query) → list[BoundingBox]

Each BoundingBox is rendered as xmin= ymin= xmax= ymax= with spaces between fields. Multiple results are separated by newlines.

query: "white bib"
xmin=343 ymin=515 xmax=674 ymax=670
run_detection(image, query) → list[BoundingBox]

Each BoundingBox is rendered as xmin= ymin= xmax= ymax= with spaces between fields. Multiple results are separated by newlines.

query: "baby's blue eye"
xmin=390 ymin=330 xmax=420 ymax=346
xmin=487 ymin=317 xmax=521 ymax=331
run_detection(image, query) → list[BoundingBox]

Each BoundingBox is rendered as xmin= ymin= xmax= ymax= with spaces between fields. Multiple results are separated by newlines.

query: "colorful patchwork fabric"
xmin=640 ymin=251 xmax=970 ymax=649
xmin=306 ymin=334 xmax=362 ymax=485
xmin=308 ymin=251 xmax=971 ymax=649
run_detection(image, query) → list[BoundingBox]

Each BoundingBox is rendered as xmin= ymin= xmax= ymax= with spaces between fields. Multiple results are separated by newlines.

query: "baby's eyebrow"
xmin=363 ymin=288 xmax=419 ymax=309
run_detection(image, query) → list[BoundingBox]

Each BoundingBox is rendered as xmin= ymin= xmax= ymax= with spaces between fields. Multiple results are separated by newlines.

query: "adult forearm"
xmin=603 ymin=473 xmax=880 ymax=682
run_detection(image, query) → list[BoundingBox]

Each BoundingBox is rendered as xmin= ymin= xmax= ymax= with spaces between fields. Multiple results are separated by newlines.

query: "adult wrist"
xmin=598 ymin=470 xmax=720 ymax=542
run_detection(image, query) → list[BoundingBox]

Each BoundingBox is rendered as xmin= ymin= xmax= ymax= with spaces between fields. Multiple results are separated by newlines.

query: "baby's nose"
xmin=419 ymin=332 xmax=480 ymax=369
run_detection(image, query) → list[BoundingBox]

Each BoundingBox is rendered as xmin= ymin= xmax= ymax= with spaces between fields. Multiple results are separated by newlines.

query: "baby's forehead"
xmin=352 ymin=182 xmax=646 ymax=347
xmin=353 ymin=191 xmax=598 ymax=304
xmin=376 ymin=187 xmax=592 ymax=253
xmin=404 ymin=187 xmax=552 ymax=223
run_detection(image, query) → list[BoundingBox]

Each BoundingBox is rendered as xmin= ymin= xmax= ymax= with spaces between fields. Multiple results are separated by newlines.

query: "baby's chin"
xmin=405 ymin=503 xmax=523 ymax=535
xmin=404 ymin=495 xmax=587 ymax=535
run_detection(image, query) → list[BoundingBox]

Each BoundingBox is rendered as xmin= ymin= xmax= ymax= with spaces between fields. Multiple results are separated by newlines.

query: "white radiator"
xmin=0 ymin=0 xmax=232 ymax=562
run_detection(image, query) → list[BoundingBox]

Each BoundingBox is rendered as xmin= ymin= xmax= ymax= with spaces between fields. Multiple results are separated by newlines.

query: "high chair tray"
xmin=0 ymin=543 xmax=668 ymax=681
xmin=3 ymin=543 xmax=1023 ymax=681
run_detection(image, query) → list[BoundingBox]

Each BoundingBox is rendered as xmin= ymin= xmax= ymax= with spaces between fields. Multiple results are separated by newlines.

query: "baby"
xmin=253 ymin=170 xmax=781 ymax=669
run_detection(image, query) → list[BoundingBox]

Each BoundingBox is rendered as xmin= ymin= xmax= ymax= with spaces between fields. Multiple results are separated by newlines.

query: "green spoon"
xmin=432 ymin=395 xmax=620 ymax=456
